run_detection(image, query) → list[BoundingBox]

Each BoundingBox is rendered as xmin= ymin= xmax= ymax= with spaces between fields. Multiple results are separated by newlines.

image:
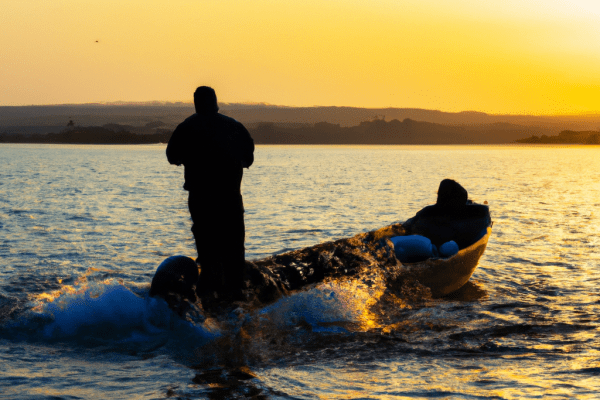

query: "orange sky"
xmin=2 ymin=0 xmax=600 ymax=114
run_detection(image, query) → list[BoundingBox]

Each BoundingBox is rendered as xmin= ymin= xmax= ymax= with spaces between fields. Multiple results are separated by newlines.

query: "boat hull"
xmin=244 ymin=223 xmax=492 ymax=305
xmin=400 ymin=226 xmax=492 ymax=297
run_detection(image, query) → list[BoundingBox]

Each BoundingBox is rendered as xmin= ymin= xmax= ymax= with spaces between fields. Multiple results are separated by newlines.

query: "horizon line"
xmin=1 ymin=101 xmax=600 ymax=118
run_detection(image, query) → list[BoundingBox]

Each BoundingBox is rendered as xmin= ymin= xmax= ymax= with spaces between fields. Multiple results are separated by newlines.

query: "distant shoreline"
xmin=2 ymin=119 xmax=599 ymax=145
xmin=3 ymin=103 xmax=600 ymax=145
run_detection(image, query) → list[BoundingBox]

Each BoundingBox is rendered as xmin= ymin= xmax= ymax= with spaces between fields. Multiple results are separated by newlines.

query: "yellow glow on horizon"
xmin=2 ymin=0 xmax=600 ymax=114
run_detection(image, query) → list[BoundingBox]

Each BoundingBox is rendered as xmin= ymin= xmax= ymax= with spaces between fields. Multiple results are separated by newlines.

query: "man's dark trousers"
xmin=189 ymin=192 xmax=245 ymax=298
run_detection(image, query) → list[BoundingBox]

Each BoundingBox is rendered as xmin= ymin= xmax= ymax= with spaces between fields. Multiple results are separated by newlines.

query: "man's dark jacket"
xmin=166 ymin=112 xmax=254 ymax=204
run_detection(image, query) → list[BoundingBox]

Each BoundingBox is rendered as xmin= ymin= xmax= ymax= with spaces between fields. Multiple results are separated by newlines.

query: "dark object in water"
xmin=149 ymin=256 xmax=199 ymax=312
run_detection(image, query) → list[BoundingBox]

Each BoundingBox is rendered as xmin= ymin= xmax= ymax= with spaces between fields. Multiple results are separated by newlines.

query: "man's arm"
xmin=238 ymin=123 xmax=254 ymax=169
xmin=166 ymin=120 xmax=190 ymax=166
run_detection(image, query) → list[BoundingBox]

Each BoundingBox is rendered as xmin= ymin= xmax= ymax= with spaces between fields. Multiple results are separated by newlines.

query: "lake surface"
xmin=1 ymin=144 xmax=599 ymax=399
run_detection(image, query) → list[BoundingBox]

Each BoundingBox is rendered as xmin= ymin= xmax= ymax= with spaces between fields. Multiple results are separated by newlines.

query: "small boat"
xmin=151 ymin=179 xmax=492 ymax=312
xmin=390 ymin=225 xmax=492 ymax=298
xmin=244 ymin=221 xmax=491 ymax=306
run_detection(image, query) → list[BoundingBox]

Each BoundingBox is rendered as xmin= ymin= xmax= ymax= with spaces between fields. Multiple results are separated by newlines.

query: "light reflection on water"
xmin=0 ymin=144 xmax=599 ymax=399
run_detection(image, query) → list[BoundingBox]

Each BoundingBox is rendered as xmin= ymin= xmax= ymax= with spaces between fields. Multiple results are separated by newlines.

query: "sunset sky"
xmin=2 ymin=0 xmax=600 ymax=114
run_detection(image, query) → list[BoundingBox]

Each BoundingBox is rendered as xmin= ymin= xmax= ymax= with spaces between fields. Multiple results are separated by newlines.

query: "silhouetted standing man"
xmin=166 ymin=86 xmax=254 ymax=301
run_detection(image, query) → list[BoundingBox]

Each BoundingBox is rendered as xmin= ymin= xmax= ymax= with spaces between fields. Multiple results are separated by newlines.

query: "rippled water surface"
xmin=1 ymin=144 xmax=599 ymax=399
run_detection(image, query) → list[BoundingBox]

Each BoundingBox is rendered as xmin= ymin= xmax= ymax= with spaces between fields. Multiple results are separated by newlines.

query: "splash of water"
xmin=6 ymin=274 xmax=220 ymax=348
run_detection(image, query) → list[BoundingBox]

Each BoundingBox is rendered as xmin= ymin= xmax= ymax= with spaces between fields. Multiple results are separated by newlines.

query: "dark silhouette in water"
xmin=149 ymin=256 xmax=199 ymax=314
xmin=166 ymin=86 xmax=254 ymax=302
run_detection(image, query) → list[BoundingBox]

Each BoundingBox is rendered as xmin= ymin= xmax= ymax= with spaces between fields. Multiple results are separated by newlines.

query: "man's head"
xmin=436 ymin=179 xmax=468 ymax=210
xmin=194 ymin=86 xmax=219 ymax=114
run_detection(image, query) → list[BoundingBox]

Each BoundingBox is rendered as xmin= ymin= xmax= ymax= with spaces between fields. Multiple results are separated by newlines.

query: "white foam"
xmin=257 ymin=277 xmax=384 ymax=332
xmin=34 ymin=282 xmax=219 ymax=342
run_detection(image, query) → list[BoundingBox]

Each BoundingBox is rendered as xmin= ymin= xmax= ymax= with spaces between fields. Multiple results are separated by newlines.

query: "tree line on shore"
xmin=1 ymin=119 xmax=598 ymax=145
xmin=0 ymin=125 xmax=172 ymax=144
xmin=515 ymin=130 xmax=600 ymax=144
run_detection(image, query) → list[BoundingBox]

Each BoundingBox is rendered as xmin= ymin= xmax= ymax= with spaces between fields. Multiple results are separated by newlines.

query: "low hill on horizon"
xmin=2 ymin=103 xmax=600 ymax=135
xmin=0 ymin=117 xmax=549 ymax=145
xmin=250 ymin=118 xmax=542 ymax=144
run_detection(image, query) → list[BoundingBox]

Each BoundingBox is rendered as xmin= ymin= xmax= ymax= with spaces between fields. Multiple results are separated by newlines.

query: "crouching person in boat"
xmin=385 ymin=179 xmax=492 ymax=297
xmin=397 ymin=179 xmax=491 ymax=261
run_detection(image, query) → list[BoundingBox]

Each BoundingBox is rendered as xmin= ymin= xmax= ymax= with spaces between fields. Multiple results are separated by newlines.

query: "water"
xmin=1 ymin=143 xmax=599 ymax=399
